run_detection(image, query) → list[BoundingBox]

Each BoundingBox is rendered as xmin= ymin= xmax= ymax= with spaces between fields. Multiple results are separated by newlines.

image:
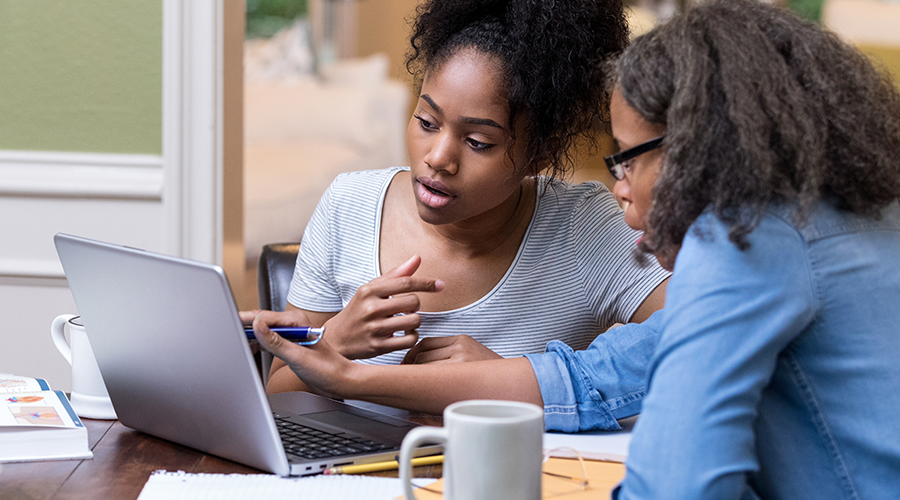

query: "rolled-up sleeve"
xmin=525 ymin=312 xmax=662 ymax=432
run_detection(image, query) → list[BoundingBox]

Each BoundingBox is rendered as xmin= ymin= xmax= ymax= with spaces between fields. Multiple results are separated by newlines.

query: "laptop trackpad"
xmin=304 ymin=410 xmax=403 ymax=437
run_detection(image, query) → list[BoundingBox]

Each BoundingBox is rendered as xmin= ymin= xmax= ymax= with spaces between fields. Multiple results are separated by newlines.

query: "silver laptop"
xmin=54 ymin=233 xmax=440 ymax=476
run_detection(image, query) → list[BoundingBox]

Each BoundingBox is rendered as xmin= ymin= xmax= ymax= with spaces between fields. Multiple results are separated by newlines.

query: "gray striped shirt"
xmin=288 ymin=167 xmax=670 ymax=365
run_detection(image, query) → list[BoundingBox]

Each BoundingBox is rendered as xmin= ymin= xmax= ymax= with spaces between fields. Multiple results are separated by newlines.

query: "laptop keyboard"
xmin=274 ymin=415 xmax=394 ymax=461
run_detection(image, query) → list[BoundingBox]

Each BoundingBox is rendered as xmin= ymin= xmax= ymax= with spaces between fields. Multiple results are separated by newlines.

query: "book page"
xmin=1 ymin=390 xmax=82 ymax=429
xmin=0 ymin=373 xmax=50 ymax=394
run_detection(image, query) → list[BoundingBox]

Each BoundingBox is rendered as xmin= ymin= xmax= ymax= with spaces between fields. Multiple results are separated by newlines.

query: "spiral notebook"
xmin=137 ymin=470 xmax=437 ymax=500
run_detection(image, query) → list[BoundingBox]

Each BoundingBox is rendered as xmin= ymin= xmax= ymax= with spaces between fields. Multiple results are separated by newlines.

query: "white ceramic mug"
xmin=50 ymin=314 xmax=117 ymax=419
xmin=400 ymin=400 xmax=544 ymax=500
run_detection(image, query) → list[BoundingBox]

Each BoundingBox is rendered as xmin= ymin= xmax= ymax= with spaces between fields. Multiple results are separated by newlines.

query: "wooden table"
xmin=1 ymin=412 xmax=443 ymax=500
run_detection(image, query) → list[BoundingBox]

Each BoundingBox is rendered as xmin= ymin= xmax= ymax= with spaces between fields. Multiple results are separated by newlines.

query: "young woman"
xmin=261 ymin=0 xmax=670 ymax=393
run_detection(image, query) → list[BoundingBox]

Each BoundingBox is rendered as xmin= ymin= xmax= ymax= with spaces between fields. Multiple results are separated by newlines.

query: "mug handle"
xmin=51 ymin=314 xmax=77 ymax=365
xmin=400 ymin=426 xmax=447 ymax=500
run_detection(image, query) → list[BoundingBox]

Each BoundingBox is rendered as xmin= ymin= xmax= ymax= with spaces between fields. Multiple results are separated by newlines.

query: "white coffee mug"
xmin=400 ymin=400 xmax=543 ymax=500
xmin=50 ymin=314 xmax=116 ymax=419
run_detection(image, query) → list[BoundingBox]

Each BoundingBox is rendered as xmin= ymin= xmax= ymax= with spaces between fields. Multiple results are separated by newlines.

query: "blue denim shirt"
xmin=527 ymin=201 xmax=900 ymax=499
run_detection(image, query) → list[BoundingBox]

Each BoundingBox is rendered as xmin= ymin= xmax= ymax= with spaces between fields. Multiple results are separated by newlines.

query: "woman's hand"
xmin=325 ymin=255 xmax=444 ymax=360
xmin=401 ymin=335 xmax=503 ymax=364
xmin=239 ymin=308 xmax=310 ymax=327
xmin=249 ymin=309 xmax=354 ymax=399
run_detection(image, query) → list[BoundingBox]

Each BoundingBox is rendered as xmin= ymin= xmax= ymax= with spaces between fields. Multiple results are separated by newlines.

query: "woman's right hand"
xmin=324 ymin=255 xmax=444 ymax=360
xmin=250 ymin=310 xmax=351 ymax=399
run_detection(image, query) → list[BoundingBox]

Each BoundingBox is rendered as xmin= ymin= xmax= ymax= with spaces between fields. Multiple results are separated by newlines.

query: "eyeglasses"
xmin=413 ymin=446 xmax=592 ymax=498
xmin=604 ymin=135 xmax=665 ymax=181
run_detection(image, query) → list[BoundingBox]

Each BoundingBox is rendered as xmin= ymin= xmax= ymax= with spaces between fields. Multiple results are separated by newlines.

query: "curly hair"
xmin=611 ymin=0 xmax=900 ymax=263
xmin=405 ymin=0 xmax=630 ymax=178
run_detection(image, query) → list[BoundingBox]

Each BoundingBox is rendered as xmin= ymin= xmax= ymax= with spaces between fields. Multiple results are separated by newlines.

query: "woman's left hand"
xmin=400 ymin=335 xmax=503 ymax=364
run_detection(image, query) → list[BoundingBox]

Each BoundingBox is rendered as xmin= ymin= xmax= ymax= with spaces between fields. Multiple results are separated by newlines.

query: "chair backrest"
xmin=256 ymin=243 xmax=300 ymax=385
xmin=257 ymin=243 xmax=301 ymax=312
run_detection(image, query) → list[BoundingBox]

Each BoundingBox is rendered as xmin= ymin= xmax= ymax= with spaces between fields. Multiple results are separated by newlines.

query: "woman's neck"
xmin=421 ymin=177 xmax=536 ymax=258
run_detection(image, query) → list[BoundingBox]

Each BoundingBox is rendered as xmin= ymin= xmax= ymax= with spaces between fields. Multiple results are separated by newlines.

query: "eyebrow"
xmin=610 ymin=138 xmax=631 ymax=153
xmin=420 ymin=94 xmax=505 ymax=130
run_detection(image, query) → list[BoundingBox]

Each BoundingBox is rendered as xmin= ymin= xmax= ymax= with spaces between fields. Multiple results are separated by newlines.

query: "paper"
xmin=410 ymin=457 xmax=627 ymax=500
xmin=542 ymin=415 xmax=637 ymax=462
xmin=137 ymin=470 xmax=437 ymax=500
xmin=0 ymin=373 xmax=51 ymax=393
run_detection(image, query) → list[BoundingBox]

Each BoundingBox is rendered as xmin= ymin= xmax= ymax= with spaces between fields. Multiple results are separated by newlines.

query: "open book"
xmin=1 ymin=373 xmax=92 ymax=462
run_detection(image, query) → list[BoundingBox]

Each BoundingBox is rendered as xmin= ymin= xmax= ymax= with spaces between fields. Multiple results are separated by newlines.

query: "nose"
xmin=422 ymin=131 xmax=459 ymax=175
xmin=612 ymin=177 xmax=631 ymax=207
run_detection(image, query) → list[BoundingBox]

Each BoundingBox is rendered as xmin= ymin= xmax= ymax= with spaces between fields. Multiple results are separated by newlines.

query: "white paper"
xmin=138 ymin=470 xmax=437 ymax=500
xmin=543 ymin=415 xmax=636 ymax=462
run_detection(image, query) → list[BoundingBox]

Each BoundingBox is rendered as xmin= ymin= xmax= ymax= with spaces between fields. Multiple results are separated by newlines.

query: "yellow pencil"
xmin=324 ymin=455 xmax=444 ymax=475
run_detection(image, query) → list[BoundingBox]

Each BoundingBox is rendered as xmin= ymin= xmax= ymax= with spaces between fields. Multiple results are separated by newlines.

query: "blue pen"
xmin=244 ymin=326 xmax=325 ymax=345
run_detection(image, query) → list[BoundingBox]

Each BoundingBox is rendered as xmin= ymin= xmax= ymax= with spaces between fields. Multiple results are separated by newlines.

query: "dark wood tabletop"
xmin=1 ymin=408 xmax=443 ymax=500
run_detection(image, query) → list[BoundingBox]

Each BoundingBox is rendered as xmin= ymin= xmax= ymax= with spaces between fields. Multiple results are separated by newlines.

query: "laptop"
xmin=54 ymin=233 xmax=441 ymax=476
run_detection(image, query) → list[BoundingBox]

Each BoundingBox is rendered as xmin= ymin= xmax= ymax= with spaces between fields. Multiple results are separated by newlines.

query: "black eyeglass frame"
xmin=604 ymin=135 xmax=665 ymax=181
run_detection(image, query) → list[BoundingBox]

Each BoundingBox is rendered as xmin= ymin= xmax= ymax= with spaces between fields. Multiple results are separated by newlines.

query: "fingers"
xmin=401 ymin=343 xmax=422 ymax=364
xmin=378 ymin=330 xmax=419 ymax=353
xmin=240 ymin=308 xmax=312 ymax=330
xmin=319 ymin=256 xmax=443 ymax=360
xmin=369 ymin=311 xmax=422 ymax=333
xmin=382 ymin=255 xmax=422 ymax=278
xmin=239 ymin=309 xmax=261 ymax=326
xmin=249 ymin=310 xmax=312 ymax=355
xmin=401 ymin=335 xmax=502 ymax=364
xmin=358 ymin=276 xmax=445 ymax=302
xmin=251 ymin=311 xmax=351 ymax=400
xmin=365 ymin=255 xmax=444 ymax=298
xmin=401 ymin=336 xmax=456 ymax=364
xmin=363 ymin=294 xmax=423 ymax=320
xmin=251 ymin=311 xmax=289 ymax=355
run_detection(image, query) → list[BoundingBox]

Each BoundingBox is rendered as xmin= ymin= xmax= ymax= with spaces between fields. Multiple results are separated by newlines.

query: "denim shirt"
xmin=527 ymin=201 xmax=900 ymax=499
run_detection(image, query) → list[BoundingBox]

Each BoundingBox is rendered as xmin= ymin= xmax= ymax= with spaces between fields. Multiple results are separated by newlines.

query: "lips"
xmin=416 ymin=176 xmax=457 ymax=209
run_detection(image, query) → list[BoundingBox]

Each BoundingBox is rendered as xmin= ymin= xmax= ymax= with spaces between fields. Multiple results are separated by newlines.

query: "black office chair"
xmin=258 ymin=243 xmax=301 ymax=312
xmin=256 ymin=243 xmax=301 ymax=384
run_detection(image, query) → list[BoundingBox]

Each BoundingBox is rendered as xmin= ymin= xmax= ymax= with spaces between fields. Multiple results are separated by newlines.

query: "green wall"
xmin=0 ymin=1 xmax=162 ymax=155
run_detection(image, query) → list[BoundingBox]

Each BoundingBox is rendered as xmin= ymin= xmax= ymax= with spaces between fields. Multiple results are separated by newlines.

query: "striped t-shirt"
xmin=288 ymin=167 xmax=670 ymax=365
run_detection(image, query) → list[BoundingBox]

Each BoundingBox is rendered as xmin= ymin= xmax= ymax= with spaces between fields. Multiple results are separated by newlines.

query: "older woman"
xmin=607 ymin=1 xmax=900 ymax=498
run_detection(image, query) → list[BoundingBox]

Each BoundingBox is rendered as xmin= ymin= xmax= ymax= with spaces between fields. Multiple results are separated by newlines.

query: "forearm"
xmin=266 ymin=360 xmax=313 ymax=394
xmin=337 ymin=357 xmax=542 ymax=415
xmin=253 ymin=310 xmax=541 ymax=415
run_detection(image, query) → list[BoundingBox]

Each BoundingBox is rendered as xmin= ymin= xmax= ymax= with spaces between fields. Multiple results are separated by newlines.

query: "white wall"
xmin=0 ymin=0 xmax=244 ymax=391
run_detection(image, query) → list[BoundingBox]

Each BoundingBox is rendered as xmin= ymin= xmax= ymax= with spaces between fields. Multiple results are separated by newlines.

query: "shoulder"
xmin=685 ymin=206 xmax=805 ymax=254
xmin=535 ymin=177 xmax=623 ymax=222
xmin=673 ymin=209 xmax=811 ymax=299
xmin=330 ymin=167 xmax=407 ymax=190
xmin=324 ymin=167 xmax=407 ymax=203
